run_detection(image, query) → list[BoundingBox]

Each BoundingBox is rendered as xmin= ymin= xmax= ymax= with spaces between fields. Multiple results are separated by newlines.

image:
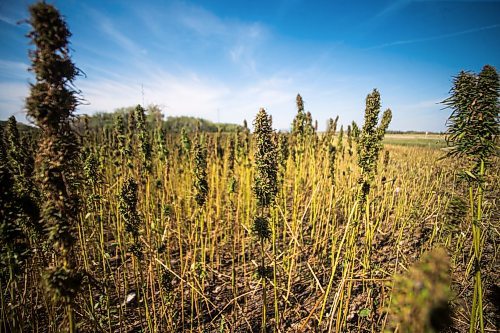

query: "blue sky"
xmin=0 ymin=0 xmax=499 ymax=131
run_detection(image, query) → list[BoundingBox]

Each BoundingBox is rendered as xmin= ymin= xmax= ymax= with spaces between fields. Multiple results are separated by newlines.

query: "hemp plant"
xmin=135 ymin=104 xmax=152 ymax=174
xmin=114 ymin=113 xmax=127 ymax=156
xmin=193 ymin=142 xmax=208 ymax=207
xmin=119 ymin=178 xmax=142 ymax=257
xmin=277 ymin=132 xmax=289 ymax=181
xmin=351 ymin=120 xmax=360 ymax=143
xmin=180 ymin=127 xmax=191 ymax=158
xmin=387 ymin=248 xmax=452 ymax=333
xmin=328 ymin=144 xmax=337 ymax=186
xmin=252 ymin=108 xmax=278 ymax=333
xmin=291 ymin=94 xmax=308 ymax=157
xmin=25 ymin=3 xmax=84 ymax=331
xmin=324 ymin=115 xmax=339 ymax=148
xmin=442 ymin=65 xmax=499 ymax=333
xmin=3 ymin=116 xmax=42 ymax=239
xmin=338 ymin=125 xmax=344 ymax=157
xmin=357 ymin=89 xmax=392 ymax=214
xmin=0 ymin=132 xmax=32 ymax=331
xmin=347 ymin=124 xmax=353 ymax=156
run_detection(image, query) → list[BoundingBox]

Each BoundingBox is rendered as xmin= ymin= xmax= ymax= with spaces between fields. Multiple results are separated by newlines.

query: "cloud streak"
xmin=86 ymin=8 xmax=146 ymax=56
xmin=0 ymin=60 xmax=30 ymax=80
xmin=368 ymin=23 xmax=500 ymax=49
xmin=0 ymin=13 xmax=17 ymax=26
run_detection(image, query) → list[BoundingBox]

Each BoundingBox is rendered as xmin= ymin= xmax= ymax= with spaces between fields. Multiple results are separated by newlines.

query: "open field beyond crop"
xmin=383 ymin=134 xmax=447 ymax=148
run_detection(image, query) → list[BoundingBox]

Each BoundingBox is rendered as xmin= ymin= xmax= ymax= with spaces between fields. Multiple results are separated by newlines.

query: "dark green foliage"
xmin=135 ymin=105 xmax=152 ymax=173
xmin=277 ymin=132 xmax=289 ymax=172
xmin=356 ymin=181 xmax=371 ymax=210
xmin=26 ymin=2 xmax=81 ymax=257
xmin=291 ymin=95 xmax=315 ymax=146
xmin=83 ymin=151 xmax=99 ymax=186
xmin=156 ymin=127 xmax=169 ymax=162
xmin=356 ymin=90 xmax=391 ymax=213
xmin=443 ymin=66 xmax=499 ymax=168
xmin=160 ymin=267 xmax=173 ymax=292
xmin=383 ymin=150 xmax=390 ymax=170
xmin=2 ymin=116 xmax=42 ymax=239
xmin=4 ymin=117 xmax=35 ymax=184
xmin=327 ymin=116 xmax=339 ymax=137
xmin=324 ymin=116 xmax=339 ymax=148
xmin=357 ymin=90 xmax=392 ymax=181
xmin=347 ymin=124 xmax=353 ymax=156
xmin=215 ymin=129 xmax=224 ymax=161
xmin=253 ymin=108 xmax=278 ymax=207
xmin=351 ymin=121 xmax=360 ymax=142
xmin=377 ymin=110 xmax=392 ymax=143
xmin=114 ymin=113 xmax=127 ymax=154
xmin=193 ymin=142 xmax=208 ymax=207
xmin=441 ymin=66 xmax=498 ymax=332
xmin=292 ymin=95 xmax=305 ymax=134
xmin=119 ymin=178 xmax=141 ymax=239
xmin=227 ymin=135 xmax=236 ymax=172
xmin=45 ymin=266 xmax=83 ymax=304
xmin=181 ymin=127 xmax=191 ymax=157
xmin=338 ymin=125 xmax=344 ymax=153
xmin=25 ymin=4 xmax=79 ymax=131
xmin=305 ymin=111 xmax=315 ymax=137
xmin=0 ymin=160 xmax=30 ymax=282
xmin=255 ymin=265 xmax=273 ymax=280
xmin=237 ymin=121 xmax=251 ymax=160
xmin=22 ymin=4 xmax=84 ymax=321
xmin=291 ymin=94 xmax=308 ymax=143
xmin=252 ymin=216 xmax=271 ymax=240
xmin=328 ymin=144 xmax=337 ymax=185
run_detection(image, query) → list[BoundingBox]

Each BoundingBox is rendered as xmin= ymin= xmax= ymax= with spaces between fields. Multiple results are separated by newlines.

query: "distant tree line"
xmin=1 ymin=104 xmax=244 ymax=134
xmin=82 ymin=104 xmax=243 ymax=132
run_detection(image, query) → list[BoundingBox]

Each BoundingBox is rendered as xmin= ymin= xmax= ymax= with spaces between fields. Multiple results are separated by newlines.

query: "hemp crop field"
xmin=1 ymin=3 xmax=498 ymax=333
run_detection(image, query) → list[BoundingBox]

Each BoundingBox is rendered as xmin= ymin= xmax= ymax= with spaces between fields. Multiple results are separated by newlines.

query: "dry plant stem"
xmin=469 ymin=159 xmax=485 ymax=333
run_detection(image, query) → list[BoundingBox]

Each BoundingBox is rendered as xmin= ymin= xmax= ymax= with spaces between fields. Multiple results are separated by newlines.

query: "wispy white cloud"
xmin=0 ymin=59 xmax=30 ymax=80
xmin=175 ymin=3 xmax=227 ymax=36
xmin=0 ymin=13 xmax=17 ymax=26
xmin=368 ymin=23 xmax=500 ymax=49
xmin=361 ymin=0 xmax=413 ymax=32
xmin=77 ymin=69 xmax=229 ymax=120
xmin=373 ymin=0 xmax=412 ymax=22
xmin=86 ymin=8 xmax=147 ymax=55
xmin=0 ymin=82 xmax=29 ymax=120
xmin=134 ymin=1 xmax=268 ymax=75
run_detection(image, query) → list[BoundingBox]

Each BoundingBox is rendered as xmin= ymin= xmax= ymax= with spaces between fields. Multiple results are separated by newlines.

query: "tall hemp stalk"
xmin=357 ymin=90 xmax=392 ymax=273
xmin=357 ymin=89 xmax=392 ymax=216
xmin=252 ymin=108 xmax=278 ymax=333
xmin=320 ymin=89 xmax=392 ymax=327
xmin=442 ymin=65 xmax=499 ymax=333
xmin=25 ymin=3 xmax=82 ymax=332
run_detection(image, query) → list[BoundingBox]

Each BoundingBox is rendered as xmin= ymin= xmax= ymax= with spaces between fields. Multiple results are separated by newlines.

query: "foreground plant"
xmin=442 ymin=65 xmax=499 ymax=333
xmin=25 ymin=2 xmax=83 ymax=331
xmin=253 ymin=108 xmax=278 ymax=332
xmin=387 ymin=247 xmax=452 ymax=333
